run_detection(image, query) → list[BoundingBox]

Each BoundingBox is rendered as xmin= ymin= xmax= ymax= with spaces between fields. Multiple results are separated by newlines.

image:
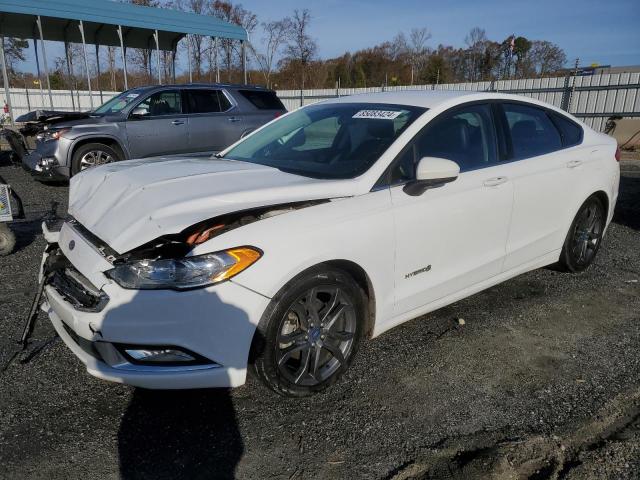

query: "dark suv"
xmin=22 ymin=84 xmax=286 ymax=180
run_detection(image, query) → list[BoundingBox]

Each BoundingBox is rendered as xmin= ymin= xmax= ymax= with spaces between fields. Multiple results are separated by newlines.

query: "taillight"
xmin=615 ymin=146 xmax=621 ymax=162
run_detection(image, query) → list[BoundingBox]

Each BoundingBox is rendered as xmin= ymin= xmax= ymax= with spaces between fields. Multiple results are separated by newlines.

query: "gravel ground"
xmin=0 ymin=153 xmax=639 ymax=480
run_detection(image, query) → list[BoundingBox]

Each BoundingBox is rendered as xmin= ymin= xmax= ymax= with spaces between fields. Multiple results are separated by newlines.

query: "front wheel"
xmin=251 ymin=267 xmax=365 ymax=397
xmin=71 ymin=143 xmax=121 ymax=176
xmin=0 ymin=223 xmax=17 ymax=256
xmin=558 ymin=195 xmax=606 ymax=272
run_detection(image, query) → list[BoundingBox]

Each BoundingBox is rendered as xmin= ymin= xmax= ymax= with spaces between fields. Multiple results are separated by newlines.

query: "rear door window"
xmin=186 ymin=89 xmax=232 ymax=114
xmin=503 ymin=103 xmax=562 ymax=159
xmin=238 ymin=90 xmax=285 ymax=110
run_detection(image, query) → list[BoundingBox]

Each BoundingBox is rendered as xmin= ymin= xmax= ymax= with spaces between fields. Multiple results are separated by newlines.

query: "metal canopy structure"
xmin=0 ymin=0 xmax=248 ymax=118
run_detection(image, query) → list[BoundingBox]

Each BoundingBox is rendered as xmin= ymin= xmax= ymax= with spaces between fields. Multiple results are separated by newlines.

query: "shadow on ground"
xmin=613 ymin=174 xmax=640 ymax=231
xmin=118 ymin=388 xmax=243 ymax=479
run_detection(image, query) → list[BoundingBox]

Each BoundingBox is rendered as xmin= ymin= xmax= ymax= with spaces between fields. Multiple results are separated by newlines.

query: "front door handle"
xmin=172 ymin=120 xmax=185 ymax=126
xmin=227 ymin=117 xmax=241 ymax=123
xmin=483 ymin=176 xmax=508 ymax=187
xmin=566 ymin=160 xmax=583 ymax=168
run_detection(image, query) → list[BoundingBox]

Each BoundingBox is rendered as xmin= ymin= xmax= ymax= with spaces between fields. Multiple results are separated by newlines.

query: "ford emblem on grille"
xmin=68 ymin=240 xmax=75 ymax=251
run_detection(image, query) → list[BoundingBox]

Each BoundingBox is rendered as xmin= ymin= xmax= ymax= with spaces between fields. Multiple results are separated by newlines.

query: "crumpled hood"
xmin=69 ymin=156 xmax=356 ymax=253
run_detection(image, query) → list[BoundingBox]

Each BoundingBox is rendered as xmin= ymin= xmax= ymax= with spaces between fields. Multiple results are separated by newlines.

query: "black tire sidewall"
xmin=71 ymin=143 xmax=120 ymax=176
xmin=0 ymin=223 xmax=16 ymax=256
xmin=560 ymin=195 xmax=606 ymax=272
xmin=251 ymin=266 xmax=366 ymax=397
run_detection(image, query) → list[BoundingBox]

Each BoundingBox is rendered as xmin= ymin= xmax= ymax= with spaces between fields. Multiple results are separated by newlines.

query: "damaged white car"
xmin=40 ymin=91 xmax=619 ymax=396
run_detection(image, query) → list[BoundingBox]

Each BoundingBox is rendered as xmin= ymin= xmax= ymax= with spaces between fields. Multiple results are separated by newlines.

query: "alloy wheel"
xmin=571 ymin=200 xmax=603 ymax=266
xmin=80 ymin=150 xmax=114 ymax=170
xmin=276 ymin=286 xmax=357 ymax=386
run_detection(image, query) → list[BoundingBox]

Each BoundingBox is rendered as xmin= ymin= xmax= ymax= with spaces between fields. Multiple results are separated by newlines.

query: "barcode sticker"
xmin=353 ymin=110 xmax=402 ymax=120
xmin=0 ymin=184 xmax=13 ymax=222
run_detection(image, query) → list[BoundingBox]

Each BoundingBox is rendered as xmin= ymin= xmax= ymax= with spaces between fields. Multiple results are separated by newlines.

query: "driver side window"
xmin=132 ymin=90 xmax=182 ymax=117
xmin=388 ymin=103 xmax=497 ymax=184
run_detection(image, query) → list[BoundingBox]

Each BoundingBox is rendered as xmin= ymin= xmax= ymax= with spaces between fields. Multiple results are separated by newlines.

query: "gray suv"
xmin=22 ymin=83 xmax=286 ymax=181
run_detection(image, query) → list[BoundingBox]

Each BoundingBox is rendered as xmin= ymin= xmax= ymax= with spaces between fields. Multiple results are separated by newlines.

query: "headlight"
xmin=36 ymin=128 xmax=70 ymax=142
xmin=105 ymin=247 xmax=262 ymax=290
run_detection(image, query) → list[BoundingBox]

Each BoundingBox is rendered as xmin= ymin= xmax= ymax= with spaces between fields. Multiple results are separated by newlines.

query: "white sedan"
xmin=41 ymin=91 xmax=620 ymax=396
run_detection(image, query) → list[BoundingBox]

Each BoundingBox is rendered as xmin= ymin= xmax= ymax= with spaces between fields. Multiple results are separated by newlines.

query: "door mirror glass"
xmin=130 ymin=106 xmax=149 ymax=118
xmin=404 ymin=157 xmax=460 ymax=196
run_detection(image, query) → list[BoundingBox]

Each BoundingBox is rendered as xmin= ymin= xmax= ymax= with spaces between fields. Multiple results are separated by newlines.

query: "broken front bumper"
xmin=23 ymin=150 xmax=70 ymax=181
xmin=41 ymin=221 xmax=270 ymax=389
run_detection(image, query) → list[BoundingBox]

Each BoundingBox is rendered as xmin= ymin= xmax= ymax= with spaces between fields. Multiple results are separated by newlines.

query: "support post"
xmin=78 ymin=20 xmax=93 ymax=109
xmin=36 ymin=16 xmax=54 ymax=109
xmin=0 ymin=36 xmax=13 ymax=124
xmin=241 ymin=40 xmax=247 ymax=84
xmin=171 ymin=40 xmax=177 ymax=83
xmin=24 ymin=75 xmax=31 ymax=111
xmin=64 ymin=41 xmax=76 ymax=110
xmin=214 ymin=37 xmax=219 ymax=83
xmin=32 ymin=37 xmax=45 ymax=107
xmin=154 ymin=29 xmax=161 ymax=84
xmin=186 ymin=34 xmax=192 ymax=83
xmin=117 ymin=25 xmax=128 ymax=90
xmin=95 ymin=44 xmax=103 ymax=103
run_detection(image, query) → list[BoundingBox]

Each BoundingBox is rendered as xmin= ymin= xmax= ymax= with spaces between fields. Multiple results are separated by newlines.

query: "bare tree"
xmin=3 ymin=38 xmax=28 ymax=80
xmin=210 ymin=1 xmax=258 ymax=81
xmin=408 ymin=27 xmax=431 ymax=84
xmin=464 ymin=27 xmax=487 ymax=81
xmin=284 ymin=9 xmax=317 ymax=90
xmin=128 ymin=0 xmax=159 ymax=82
xmin=176 ymin=0 xmax=207 ymax=79
xmin=252 ymin=18 xmax=291 ymax=88
xmin=530 ymin=40 xmax=566 ymax=76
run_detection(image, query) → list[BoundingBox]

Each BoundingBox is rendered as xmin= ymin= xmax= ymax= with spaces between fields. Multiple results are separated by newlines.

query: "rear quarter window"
xmin=550 ymin=112 xmax=583 ymax=147
xmin=238 ymin=90 xmax=285 ymax=110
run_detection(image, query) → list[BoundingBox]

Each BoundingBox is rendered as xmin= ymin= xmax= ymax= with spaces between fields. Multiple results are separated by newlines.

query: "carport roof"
xmin=0 ymin=0 xmax=247 ymax=50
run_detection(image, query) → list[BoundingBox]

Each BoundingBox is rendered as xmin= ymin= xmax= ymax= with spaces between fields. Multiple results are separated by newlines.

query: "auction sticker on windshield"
xmin=353 ymin=110 xmax=402 ymax=120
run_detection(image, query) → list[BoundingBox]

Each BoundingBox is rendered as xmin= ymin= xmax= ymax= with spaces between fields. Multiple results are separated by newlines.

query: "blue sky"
xmin=20 ymin=0 xmax=640 ymax=75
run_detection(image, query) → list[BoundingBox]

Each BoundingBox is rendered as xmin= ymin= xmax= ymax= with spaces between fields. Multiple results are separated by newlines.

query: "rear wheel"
xmin=558 ymin=195 xmax=606 ymax=272
xmin=0 ymin=223 xmax=16 ymax=256
xmin=71 ymin=143 xmax=120 ymax=176
xmin=251 ymin=267 xmax=365 ymax=397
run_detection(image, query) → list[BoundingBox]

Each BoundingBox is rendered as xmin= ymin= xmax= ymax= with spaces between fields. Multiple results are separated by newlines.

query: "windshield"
xmin=222 ymin=102 xmax=426 ymax=179
xmin=93 ymin=88 xmax=147 ymax=115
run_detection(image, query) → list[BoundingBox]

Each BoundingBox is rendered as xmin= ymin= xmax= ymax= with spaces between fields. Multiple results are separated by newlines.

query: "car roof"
xmin=131 ymin=83 xmax=273 ymax=92
xmin=322 ymin=90 xmax=562 ymax=112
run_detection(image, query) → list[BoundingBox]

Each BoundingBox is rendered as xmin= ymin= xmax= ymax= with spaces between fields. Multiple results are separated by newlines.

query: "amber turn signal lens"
xmin=211 ymin=247 xmax=262 ymax=282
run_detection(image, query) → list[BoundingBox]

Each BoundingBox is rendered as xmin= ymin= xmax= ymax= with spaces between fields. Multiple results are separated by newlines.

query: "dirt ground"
xmin=0 ymin=152 xmax=639 ymax=480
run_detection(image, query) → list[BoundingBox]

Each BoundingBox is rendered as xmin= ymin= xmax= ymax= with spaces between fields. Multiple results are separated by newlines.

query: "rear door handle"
xmin=227 ymin=117 xmax=241 ymax=123
xmin=172 ymin=120 xmax=185 ymax=126
xmin=483 ymin=176 xmax=508 ymax=187
xmin=566 ymin=160 xmax=583 ymax=168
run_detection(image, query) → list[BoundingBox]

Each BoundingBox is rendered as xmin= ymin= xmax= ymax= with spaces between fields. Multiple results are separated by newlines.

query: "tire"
xmin=558 ymin=195 xmax=607 ymax=273
xmin=71 ymin=142 xmax=121 ymax=176
xmin=0 ymin=223 xmax=16 ymax=256
xmin=251 ymin=266 xmax=366 ymax=397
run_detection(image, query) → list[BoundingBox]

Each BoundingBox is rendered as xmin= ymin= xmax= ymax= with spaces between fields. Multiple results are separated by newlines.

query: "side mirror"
xmin=403 ymin=157 xmax=460 ymax=196
xmin=130 ymin=107 xmax=149 ymax=118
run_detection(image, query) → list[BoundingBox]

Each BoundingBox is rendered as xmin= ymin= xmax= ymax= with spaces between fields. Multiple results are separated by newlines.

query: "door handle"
xmin=227 ymin=117 xmax=241 ymax=123
xmin=171 ymin=120 xmax=185 ymax=126
xmin=566 ymin=160 xmax=583 ymax=168
xmin=483 ymin=176 xmax=508 ymax=187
